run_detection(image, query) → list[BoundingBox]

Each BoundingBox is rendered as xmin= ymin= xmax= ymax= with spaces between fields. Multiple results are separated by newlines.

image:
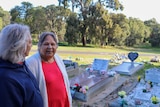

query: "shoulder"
xmin=0 ymin=67 xmax=26 ymax=88
xmin=26 ymin=52 xmax=40 ymax=64
xmin=26 ymin=52 xmax=40 ymax=60
xmin=54 ymin=53 xmax=62 ymax=60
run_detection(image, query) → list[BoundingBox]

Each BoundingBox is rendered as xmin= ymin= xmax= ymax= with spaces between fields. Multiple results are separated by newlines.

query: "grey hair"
xmin=38 ymin=32 xmax=58 ymax=50
xmin=0 ymin=23 xmax=31 ymax=63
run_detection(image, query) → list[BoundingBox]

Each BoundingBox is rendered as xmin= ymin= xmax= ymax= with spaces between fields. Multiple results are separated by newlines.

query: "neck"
xmin=41 ymin=56 xmax=55 ymax=63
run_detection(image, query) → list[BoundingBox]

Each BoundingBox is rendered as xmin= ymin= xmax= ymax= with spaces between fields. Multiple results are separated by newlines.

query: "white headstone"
xmin=92 ymin=59 xmax=109 ymax=71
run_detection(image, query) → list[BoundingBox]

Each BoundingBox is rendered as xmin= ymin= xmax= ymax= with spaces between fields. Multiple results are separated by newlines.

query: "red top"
xmin=42 ymin=61 xmax=69 ymax=107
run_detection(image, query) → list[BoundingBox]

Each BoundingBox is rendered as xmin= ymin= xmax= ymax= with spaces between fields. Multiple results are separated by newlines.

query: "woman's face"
xmin=25 ymin=35 xmax=32 ymax=56
xmin=39 ymin=35 xmax=57 ymax=60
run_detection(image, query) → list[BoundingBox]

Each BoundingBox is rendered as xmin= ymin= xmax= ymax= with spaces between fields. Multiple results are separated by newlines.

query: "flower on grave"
xmin=100 ymin=70 xmax=105 ymax=75
xmin=148 ymin=80 xmax=153 ymax=87
xmin=118 ymin=91 xmax=126 ymax=98
xmin=151 ymin=96 xmax=160 ymax=104
xmin=79 ymin=88 xmax=86 ymax=94
xmin=79 ymin=85 xmax=89 ymax=94
xmin=73 ymin=83 xmax=82 ymax=91
xmin=71 ymin=84 xmax=89 ymax=94
xmin=142 ymin=89 xmax=147 ymax=93
xmin=75 ymin=57 xmax=80 ymax=61
xmin=86 ymin=65 xmax=93 ymax=73
xmin=137 ymin=75 xmax=141 ymax=82
xmin=89 ymin=67 xmax=93 ymax=72
xmin=118 ymin=91 xmax=128 ymax=106
xmin=85 ymin=86 xmax=89 ymax=90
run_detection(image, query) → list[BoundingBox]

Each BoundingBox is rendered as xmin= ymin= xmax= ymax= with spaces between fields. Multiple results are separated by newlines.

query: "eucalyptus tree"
xmin=0 ymin=17 xmax=2 ymax=30
xmin=108 ymin=13 xmax=129 ymax=46
xmin=28 ymin=6 xmax=46 ymax=34
xmin=126 ymin=18 xmax=150 ymax=46
xmin=10 ymin=2 xmax=33 ymax=23
xmin=0 ymin=7 xmax=10 ymax=30
xmin=150 ymin=29 xmax=160 ymax=47
xmin=97 ymin=0 xmax=123 ymax=10
xmin=45 ymin=5 xmax=71 ymax=42
xmin=0 ymin=8 xmax=3 ymax=29
xmin=144 ymin=18 xmax=159 ymax=28
xmin=87 ymin=3 xmax=112 ymax=45
xmin=58 ymin=0 xmax=71 ymax=9
xmin=58 ymin=0 xmax=123 ymax=46
xmin=10 ymin=6 xmax=22 ymax=23
xmin=65 ymin=13 xmax=80 ymax=45
xmin=144 ymin=18 xmax=160 ymax=47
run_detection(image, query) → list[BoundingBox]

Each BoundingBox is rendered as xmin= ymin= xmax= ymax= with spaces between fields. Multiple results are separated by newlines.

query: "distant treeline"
xmin=0 ymin=1 xmax=160 ymax=47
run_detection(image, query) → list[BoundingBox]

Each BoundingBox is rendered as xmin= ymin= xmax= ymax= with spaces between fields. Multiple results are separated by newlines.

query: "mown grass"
xmin=30 ymin=45 xmax=160 ymax=76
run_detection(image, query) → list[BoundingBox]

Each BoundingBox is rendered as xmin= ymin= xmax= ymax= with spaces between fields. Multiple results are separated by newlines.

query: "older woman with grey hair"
xmin=26 ymin=32 xmax=72 ymax=107
xmin=0 ymin=23 xmax=43 ymax=107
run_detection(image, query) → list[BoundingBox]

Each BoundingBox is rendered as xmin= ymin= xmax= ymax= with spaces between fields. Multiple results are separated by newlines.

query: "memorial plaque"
xmin=63 ymin=59 xmax=78 ymax=71
xmin=63 ymin=59 xmax=73 ymax=65
xmin=134 ymin=91 xmax=152 ymax=101
xmin=92 ymin=58 xmax=109 ymax=71
xmin=145 ymin=68 xmax=160 ymax=83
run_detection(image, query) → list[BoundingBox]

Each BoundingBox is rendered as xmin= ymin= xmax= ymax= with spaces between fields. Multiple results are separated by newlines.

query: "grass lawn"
xmin=30 ymin=45 xmax=160 ymax=76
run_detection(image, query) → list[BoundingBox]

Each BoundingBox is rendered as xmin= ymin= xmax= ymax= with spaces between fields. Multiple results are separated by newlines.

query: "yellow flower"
xmin=118 ymin=91 xmax=126 ymax=98
xmin=151 ymin=96 xmax=159 ymax=104
xmin=84 ymin=86 xmax=89 ymax=90
xmin=137 ymin=76 xmax=141 ymax=82
xmin=148 ymin=80 xmax=151 ymax=84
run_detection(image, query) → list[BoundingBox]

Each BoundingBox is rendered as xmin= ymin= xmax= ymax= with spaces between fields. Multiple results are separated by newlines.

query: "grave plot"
xmin=110 ymin=62 xmax=144 ymax=75
xmin=63 ymin=59 xmax=79 ymax=77
xmin=70 ymin=58 xmax=119 ymax=102
xmin=110 ymin=52 xmax=144 ymax=75
xmin=109 ymin=68 xmax=160 ymax=107
xmin=63 ymin=59 xmax=78 ymax=70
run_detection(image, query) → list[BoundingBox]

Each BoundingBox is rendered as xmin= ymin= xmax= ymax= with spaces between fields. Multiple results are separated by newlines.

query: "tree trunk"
xmin=82 ymin=34 xmax=86 ymax=46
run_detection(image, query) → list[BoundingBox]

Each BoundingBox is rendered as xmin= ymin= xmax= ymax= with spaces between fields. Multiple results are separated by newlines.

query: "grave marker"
xmin=110 ymin=62 xmax=144 ymax=75
xmin=63 ymin=59 xmax=78 ymax=70
xmin=110 ymin=52 xmax=143 ymax=75
xmin=134 ymin=91 xmax=152 ymax=101
xmin=145 ymin=68 xmax=160 ymax=83
xmin=128 ymin=52 xmax=139 ymax=62
xmin=92 ymin=58 xmax=109 ymax=71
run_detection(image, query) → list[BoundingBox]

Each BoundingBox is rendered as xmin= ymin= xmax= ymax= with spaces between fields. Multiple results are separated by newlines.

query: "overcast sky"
xmin=0 ymin=0 xmax=160 ymax=23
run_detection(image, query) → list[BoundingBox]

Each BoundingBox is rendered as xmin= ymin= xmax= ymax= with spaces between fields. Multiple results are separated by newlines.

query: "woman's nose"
xmin=47 ymin=44 xmax=52 ymax=48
